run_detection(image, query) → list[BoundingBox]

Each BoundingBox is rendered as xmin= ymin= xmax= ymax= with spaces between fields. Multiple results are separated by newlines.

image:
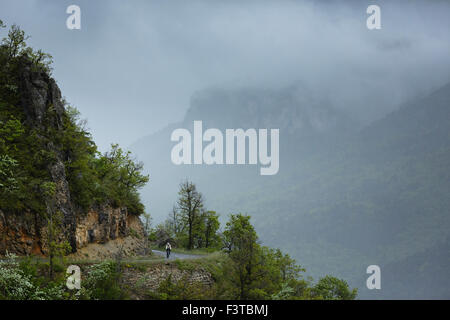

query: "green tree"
xmin=312 ymin=275 xmax=357 ymax=300
xmin=142 ymin=212 xmax=152 ymax=235
xmin=203 ymin=210 xmax=220 ymax=248
xmin=96 ymin=144 xmax=149 ymax=214
xmin=61 ymin=106 xmax=100 ymax=211
xmin=0 ymin=154 xmax=18 ymax=195
xmin=0 ymin=115 xmax=25 ymax=207
xmin=0 ymin=117 xmax=25 ymax=152
xmin=221 ymin=214 xmax=313 ymax=300
xmin=40 ymin=181 xmax=72 ymax=278
xmin=223 ymin=214 xmax=261 ymax=299
xmin=2 ymin=24 xmax=28 ymax=59
xmin=169 ymin=205 xmax=182 ymax=236
xmin=256 ymin=246 xmax=304 ymax=298
xmin=0 ymin=23 xmax=52 ymax=73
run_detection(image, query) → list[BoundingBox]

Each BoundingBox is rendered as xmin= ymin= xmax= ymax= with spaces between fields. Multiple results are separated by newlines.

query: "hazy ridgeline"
xmin=131 ymin=83 xmax=450 ymax=299
xmin=1 ymin=0 xmax=449 ymax=300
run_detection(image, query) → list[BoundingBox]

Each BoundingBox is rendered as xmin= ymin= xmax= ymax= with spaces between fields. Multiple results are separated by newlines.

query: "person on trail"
xmin=165 ymin=242 xmax=172 ymax=259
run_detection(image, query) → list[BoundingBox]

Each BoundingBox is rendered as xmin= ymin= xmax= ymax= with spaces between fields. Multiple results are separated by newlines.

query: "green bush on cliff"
xmin=61 ymin=107 xmax=149 ymax=214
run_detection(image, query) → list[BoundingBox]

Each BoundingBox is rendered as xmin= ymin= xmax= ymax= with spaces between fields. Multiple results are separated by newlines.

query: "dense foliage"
xmin=0 ymin=253 xmax=70 ymax=300
xmin=0 ymin=253 xmax=127 ymax=300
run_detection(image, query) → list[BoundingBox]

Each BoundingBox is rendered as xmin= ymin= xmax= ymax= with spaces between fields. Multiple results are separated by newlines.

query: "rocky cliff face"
xmin=0 ymin=206 xmax=146 ymax=257
xmin=121 ymin=263 xmax=214 ymax=299
xmin=0 ymin=58 xmax=146 ymax=258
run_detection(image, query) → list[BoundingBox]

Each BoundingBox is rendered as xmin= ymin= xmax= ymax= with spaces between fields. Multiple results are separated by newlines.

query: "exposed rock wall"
xmin=76 ymin=207 xmax=130 ymax=247
xmin=0 ymin=210 xmax=42 ymax=256
xmin=122 ymin=264 xmax=214 ymax=295
xmin=72 ymin=207 xmax=147 ymax=259
xmin=0 ymin=206 xmax=146 ymax=257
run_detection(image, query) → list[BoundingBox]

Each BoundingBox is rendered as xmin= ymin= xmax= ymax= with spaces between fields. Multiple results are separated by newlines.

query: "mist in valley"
xmin=2 ymin=0 xmax=450 ymax=299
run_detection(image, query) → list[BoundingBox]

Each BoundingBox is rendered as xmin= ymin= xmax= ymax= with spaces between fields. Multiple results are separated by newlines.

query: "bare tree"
xmin=175 ymin=180 xmax=204 ymax=250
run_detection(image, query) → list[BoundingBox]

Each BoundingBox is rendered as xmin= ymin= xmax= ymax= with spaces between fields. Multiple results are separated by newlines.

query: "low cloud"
xmin=0 ymin=0 xmax=449 ymax=149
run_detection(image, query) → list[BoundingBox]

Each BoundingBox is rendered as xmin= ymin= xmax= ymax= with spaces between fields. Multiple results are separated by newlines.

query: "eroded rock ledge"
xmin=0 ymin=206 xmax=146 ymax=258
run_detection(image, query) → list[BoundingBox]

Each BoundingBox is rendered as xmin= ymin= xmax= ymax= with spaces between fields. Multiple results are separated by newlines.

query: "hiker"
xmin=165 ymin=242 xmax=172 ymax=258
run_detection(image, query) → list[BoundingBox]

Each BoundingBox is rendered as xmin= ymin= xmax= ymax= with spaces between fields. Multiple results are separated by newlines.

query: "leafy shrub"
xmin=155 ymin=274 xmax=213 ymax=300
xmin=311 ymin=275 xmax=358 ymax=300
xmin=0 ymin=253 xmax=35 ymax=299
xmin=79 ymin=261 xmax=127 ymax=300
xmin=0 ymin=253 xmax=68 ymax=300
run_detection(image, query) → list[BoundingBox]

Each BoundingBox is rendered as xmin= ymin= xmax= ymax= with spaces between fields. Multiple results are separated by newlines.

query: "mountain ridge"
xmin=130 ymin=82 xmax=450 ymax=298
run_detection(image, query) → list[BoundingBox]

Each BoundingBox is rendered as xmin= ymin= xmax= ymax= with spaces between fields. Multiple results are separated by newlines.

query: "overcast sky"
xmin=1 ymin=0 xmax=450 ymax=151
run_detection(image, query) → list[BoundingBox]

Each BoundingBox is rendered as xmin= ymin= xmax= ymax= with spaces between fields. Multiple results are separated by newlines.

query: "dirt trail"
xmin=151 ymin=249 xmax=204 ymax=260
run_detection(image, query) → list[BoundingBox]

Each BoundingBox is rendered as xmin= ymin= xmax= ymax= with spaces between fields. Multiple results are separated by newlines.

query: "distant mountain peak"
xmin=184 ymin=85 xmax=354 ymax=135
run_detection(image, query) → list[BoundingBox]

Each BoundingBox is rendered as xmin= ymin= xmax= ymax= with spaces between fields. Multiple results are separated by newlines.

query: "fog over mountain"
xmin=129 ymin=1 xmax=450 ymax=299
xmin=2 ymin=0 xmax=450 ymax=299
xmin=0 ymin=0 xmax=449 ymax=150
xmin=131 ymin=80 xmax=450 ymax=299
